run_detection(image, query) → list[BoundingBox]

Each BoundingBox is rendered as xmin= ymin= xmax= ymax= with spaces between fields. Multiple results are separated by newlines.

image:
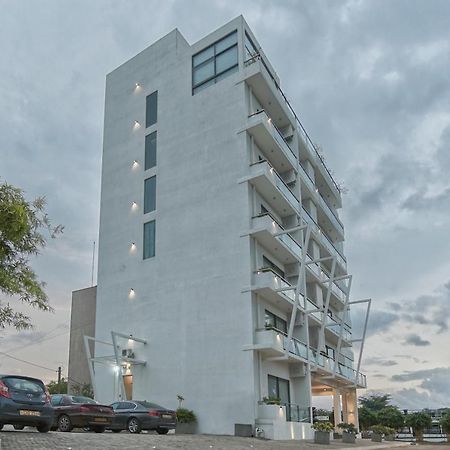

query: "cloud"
xmin=364 ymin=356 xmax=398 ymax=367
xmin=403 ymin=333 xmax=431 ymax=346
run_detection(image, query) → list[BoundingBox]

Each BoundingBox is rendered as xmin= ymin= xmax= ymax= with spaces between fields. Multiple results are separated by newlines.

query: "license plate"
xmin=19 ymin=410 xmax=41 ymax=416
xmin=94 ymin=417 xmax=107 ymax=422
xmin=162 ymin=414 xmax=172 ymax=419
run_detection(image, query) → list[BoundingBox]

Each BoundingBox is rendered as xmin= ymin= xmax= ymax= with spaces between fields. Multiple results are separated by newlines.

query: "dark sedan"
xmin=109 ymin=400 xmax=176 ymax=434
xmin=0 ymin=374 xmax=53 ymax=432
xmin=50 ymin=395 xmax=113 ymax=432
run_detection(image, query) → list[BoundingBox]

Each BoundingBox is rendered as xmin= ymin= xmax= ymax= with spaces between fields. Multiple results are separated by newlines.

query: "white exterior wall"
xmin=95 ymin=18 xmax=258 ymax=435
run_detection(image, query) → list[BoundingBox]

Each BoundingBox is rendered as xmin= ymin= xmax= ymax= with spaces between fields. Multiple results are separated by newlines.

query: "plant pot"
xmin=385 ymin=434 xmax=395 ymax=441
xmin=314 ymin=431 xmax=331 ymax=444
xmin=342 ymin=432 xmax=356 ymax=444
xmin=371 ymin=433 xmax=383 ymax=442
xmin=333 ymin=432 xmax=342 ymax=439
xmin=175 ymin=422 xmax=197 ymax=434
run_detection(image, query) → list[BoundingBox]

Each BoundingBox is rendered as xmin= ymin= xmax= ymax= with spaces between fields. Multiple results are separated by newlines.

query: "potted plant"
xmin=370 ymin=425 xmax=386 ymax=442
xmin=338 ymin=422 xmax=357 ymax=444
xmin=176 ymin=408 xmax=197 ymax=434
xmin=312 ymin=421 xmax=334 ymax=444
xmin=262 ymin=396 xmax=281 ymax=405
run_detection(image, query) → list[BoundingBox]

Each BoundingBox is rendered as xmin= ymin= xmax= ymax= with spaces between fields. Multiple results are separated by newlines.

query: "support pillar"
xmin=333 ymin=389 xmax=342 ymax=428
xmin=343 ymin=389 xmax=359 ymax=430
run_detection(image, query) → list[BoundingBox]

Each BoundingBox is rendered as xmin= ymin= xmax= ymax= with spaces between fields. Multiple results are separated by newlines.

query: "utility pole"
xmin=57 ymin=366 xmax=62 ymax=394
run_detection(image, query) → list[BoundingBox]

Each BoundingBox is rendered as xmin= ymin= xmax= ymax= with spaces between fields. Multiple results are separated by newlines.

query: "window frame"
xmin=192 ymin=30 xmax=238 ymax=94
xmin=145 ymin=131 xmax=157 ymax=171
xmin=144 ymin=176 xmax=156 ymax=214
xmin=264 ymin=309 xmax=288 ymax=334
xmin=145 ymin=91 xmax=158 ymax=128
xmin=143 ymin=220 xmax=156 ymax=260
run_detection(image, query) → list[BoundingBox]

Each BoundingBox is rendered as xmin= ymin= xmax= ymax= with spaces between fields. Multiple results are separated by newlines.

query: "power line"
xmin=0 ymin=351 xmax=58 ymax=373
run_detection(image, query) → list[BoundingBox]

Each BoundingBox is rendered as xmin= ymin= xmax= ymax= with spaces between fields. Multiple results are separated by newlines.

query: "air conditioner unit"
xmin=121 ymin=349 xmax=135 ymax=359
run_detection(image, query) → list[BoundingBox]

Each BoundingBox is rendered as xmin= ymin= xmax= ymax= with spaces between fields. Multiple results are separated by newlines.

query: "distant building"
xmin=68 ymin=16 xmax=371 ymax=440
xmin=67 ymin=286 xmax=96 ymax=394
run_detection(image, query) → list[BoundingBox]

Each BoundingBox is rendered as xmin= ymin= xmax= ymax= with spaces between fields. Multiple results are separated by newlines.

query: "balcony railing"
xmin=244 ymin=52 xmax=341 ymax=195
xmin=249 ymin=109 xmax=297 ymax=168
xmin=250 ymin=160 xmax=300 ymax=212
xmin=326 ymin=315 xmax=352 ymax=342
xmin=301 ymin=207 xmax=347 ymax=269
xmin=284 ymin=403 xmax=311 ymax=423
xmin=255 ymin=267 xmax=296 ymax=303
xmin=317 ymin=191 xmax=344 ymax=236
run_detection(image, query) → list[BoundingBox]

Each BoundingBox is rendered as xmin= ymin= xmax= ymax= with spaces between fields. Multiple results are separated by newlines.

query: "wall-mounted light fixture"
xmin=133 ymin=120 xmax=141 ymax=129
xmin=131 ymin=201 xmax=138 ymax=210
xmin=129 ymin=288 xmax=135 ymax=299
xmin=132 ymin=160 xmax=139 ymax=168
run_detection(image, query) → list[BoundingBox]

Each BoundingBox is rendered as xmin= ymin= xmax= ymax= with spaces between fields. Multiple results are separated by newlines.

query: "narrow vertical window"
xmin=144 ymin=176 xmax=156 ymax=213
xmin=145 ymin=131 xmax=157 ymax=170
xmin=146 ymin=91 xmax=158 ymax=128
xmin=143 ymin=221 xmax=156 ymax=259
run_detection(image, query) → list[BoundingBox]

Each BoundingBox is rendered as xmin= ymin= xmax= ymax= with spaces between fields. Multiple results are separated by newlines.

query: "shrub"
xmin=176 ymin=408 xmax=197 ymax=423
xmin=405 ymin=412 xmax=432 ymax=441
xmin=378 ymin=406 xmax=404 ymax=430
xmin=338 ymin=422 xmax=358 ymax=434
xmin=262 ymin=396 xmax=281 ymax=405
xmin=440 ymin=411 xmax=450 ymax=434
xmin=312 ymin=421 xmax=334 ymax=432
xmin=371 ymin=424 xmax=388 ymax=435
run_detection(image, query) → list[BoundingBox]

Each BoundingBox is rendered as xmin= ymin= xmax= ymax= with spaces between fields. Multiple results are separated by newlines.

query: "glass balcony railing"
xmin=244 ymin=52 xmax=341 ymax=195
xmin=326 ymin=315 xmax=352 ymax=342
xmin=255 ymin=267 xmax=296 ymax=303
xmin=284 ymin=404 xmax=311 ymax=423
xmin=306 ymin=298 xmax=322 ymax=322
xmin=248 ymin=110 xmax=297 ymax=168
xmin=317 ymin=192 xmax=344 ymax=236
xmin=301 ymin=207 xmax=347 ymax=269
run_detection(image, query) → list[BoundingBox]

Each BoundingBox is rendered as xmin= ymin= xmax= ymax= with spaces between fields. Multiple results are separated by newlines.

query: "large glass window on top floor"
xmin=192 ymin=30 xmax=238 ymax=94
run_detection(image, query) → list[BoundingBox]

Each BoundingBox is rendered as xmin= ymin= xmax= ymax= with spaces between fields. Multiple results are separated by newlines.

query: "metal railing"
xmin=284 ymin=403 xmax=311 ymax=423
xmin=254 ymin=267 xmax=296 ymax=303
xmin=244 ymin=52 xmax=341 ymax=194
xmin=248 ymin=110 xmax=297 ymax=166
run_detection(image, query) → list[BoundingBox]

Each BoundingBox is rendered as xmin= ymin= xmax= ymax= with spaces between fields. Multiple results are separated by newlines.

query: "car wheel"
xmin=156 ymin=427 xmax=169 ymax=435
xmin=111 ymin=429 xmax=122 ymax=433
xmin=0 ymin=423 xmax=3 ymax=431
xmin=37 ymin=423 xmax=51 ymax=433
xmin=127 ymin=417 xmax=141 ymax=434
xmin=13 ymin=424 xmax=25 ymax=430
xmin=58 ymin=414 xmax=73 ymax=432
xmin=92 ymin=426 xmax=105 ymax=433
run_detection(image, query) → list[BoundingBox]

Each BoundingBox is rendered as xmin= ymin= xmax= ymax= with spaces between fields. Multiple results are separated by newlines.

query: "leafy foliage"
xmin=440 ymin=411 xmax=450 ymax=434
xmin=176 ymin=408 xmax=197 ymax=423
xmin=358 ymin=406 xmax=377 ymax=430
xmin=0 ymin=182 xmax=63 ymax=329
xmin=337 ymin=422 xmax=358 ymax=434
xmin=72 ymin=382 xmax=94 ymax=398
xmin=359 ymin=394 xmax=391 ymax=412
xmin=312 ymin=421 xmax=334 ymax=432
xmin=262 ymin=396 xmax=281 ymax=405
xmin=405 ymin=412 xmax=432 ymax=441
xmin=378 ymin=406 xmax=404 ymax=430
xmin=46 ymin=377 xmax=68 ymax=394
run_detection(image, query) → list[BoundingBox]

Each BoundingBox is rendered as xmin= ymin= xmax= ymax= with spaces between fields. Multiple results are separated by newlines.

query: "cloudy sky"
xmin=1 ymin=0 xmax=449 ymax=410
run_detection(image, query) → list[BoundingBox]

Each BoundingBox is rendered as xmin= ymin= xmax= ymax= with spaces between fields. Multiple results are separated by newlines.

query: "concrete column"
xmin=303 ymin=198 xmax=318 ymax=222
xmin=343 ymin=389 xmax=358 ymax=429
xmin=333 ymin=389 xmax=342 ymax=428
xmin=303 ymin=159 xmax=316 ymax=183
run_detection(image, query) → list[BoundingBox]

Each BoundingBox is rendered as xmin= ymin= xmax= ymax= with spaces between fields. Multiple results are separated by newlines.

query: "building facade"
xmin=89 ymin=16 xmax=369 ymax=439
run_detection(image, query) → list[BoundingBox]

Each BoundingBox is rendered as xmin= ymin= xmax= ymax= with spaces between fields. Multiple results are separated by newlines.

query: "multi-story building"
xmin=86 ymin=16 xmax=370 ymax=440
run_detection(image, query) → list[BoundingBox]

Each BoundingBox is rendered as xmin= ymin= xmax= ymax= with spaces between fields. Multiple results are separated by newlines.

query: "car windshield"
xmin=3 ymin=377 xmax=44 ymax=393
xmin=71 ymin=396 xmax=97 ymax=404
xmin=136 ymin=401 xmax=165 ymax=410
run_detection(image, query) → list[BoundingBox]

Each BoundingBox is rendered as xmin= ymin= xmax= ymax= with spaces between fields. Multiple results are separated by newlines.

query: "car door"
xmin=114 ymin=402 xmax=132 ymax=428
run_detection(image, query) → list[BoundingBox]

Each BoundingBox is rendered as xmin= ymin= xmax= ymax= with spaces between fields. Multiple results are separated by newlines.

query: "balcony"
xmin=246 ymin=160 xmax=300 ymax=217
xmin=247 ymin=110 xmax=297 ymax=172
xmin=243 ymin=52 xmax=342 ymax=203
xmin=301 ymin=207 xmax=347 ymax=272
xmin=251 ymin=329 xmax=366 ymax=387
xmin=251 ymin=268 xmax=296 ymax=311
xmin=317 ymin=192 xmax=344 ymax=238
xmin=250 ymin=213 xmax=303 ymax=264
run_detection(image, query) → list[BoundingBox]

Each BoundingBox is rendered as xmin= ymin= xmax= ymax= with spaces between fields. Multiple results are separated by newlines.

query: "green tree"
xmin=440 ymin=411 xmax=450 ymax=434
xmin=46 ymin=377 xmax=68 ymax=394
xmin=358 ymin=407 xmax=377 ymax=431
xmin=378 ymin=406 xmax=405 ymax=430
xmin=405 ymin=412 xmax=432 ymax=442
xmin=359 ymin=394 xmax=391 ymax=412
xmin=72 ymin=382 xmax=94 ymax=398
xmin=0 ymin=182 xmax=62 ymax=329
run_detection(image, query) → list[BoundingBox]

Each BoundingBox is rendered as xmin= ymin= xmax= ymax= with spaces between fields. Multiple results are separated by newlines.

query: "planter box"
xmin=385 ymin=434 xmax=395 ymax=441
xmin=175 ymin=422 xmax=197 ymax=434
xmin=315 ymin=431 xmax=331 ymax=444
xmin=333 ymin=432 xmax=342 ymax=439
xmin=371 ymin=433 xmax=383 ymax=442
xmin=235 ymin=423 xmax=253 ymax=437
xmin=342 ymin=432 xmax=356 ymax=444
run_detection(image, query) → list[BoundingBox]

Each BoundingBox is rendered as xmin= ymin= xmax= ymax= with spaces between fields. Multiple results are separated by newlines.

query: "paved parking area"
xmin=0 ymin=427 xmax=431 ymax=450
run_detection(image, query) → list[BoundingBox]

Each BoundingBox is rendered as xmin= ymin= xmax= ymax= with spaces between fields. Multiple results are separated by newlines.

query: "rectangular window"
xmin=146 ymin=91 xmax=157 ymax=128
xmin=192 ymin=30 xmax=238 ymax=94
xmin=264 ymin=310 xmax=287 ymax=333
xmin=144 ymin=176 xmax=156 ymax=213
xmin=145 ymin=131 xmax=157 ymax=170
xmin=244 ymin=32 xmax=259 ymax=61
xmin=143 ymin=221 xmax=155 ymax=259
xmin=268 ymin=375 xmax=290 ymax=404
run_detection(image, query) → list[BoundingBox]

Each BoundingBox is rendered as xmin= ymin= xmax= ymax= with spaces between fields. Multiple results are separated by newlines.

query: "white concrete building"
xmin=89 ymin=16 xmax=370 ymax=439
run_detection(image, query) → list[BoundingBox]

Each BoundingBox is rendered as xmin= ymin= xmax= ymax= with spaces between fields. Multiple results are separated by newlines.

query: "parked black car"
xmin=0 ymin=374 xmax=53 ymax=432
xmin=109 ymin=401 xmax=176 ymax=434
xmin=50 ymin=395 xmax=113 ymax=432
